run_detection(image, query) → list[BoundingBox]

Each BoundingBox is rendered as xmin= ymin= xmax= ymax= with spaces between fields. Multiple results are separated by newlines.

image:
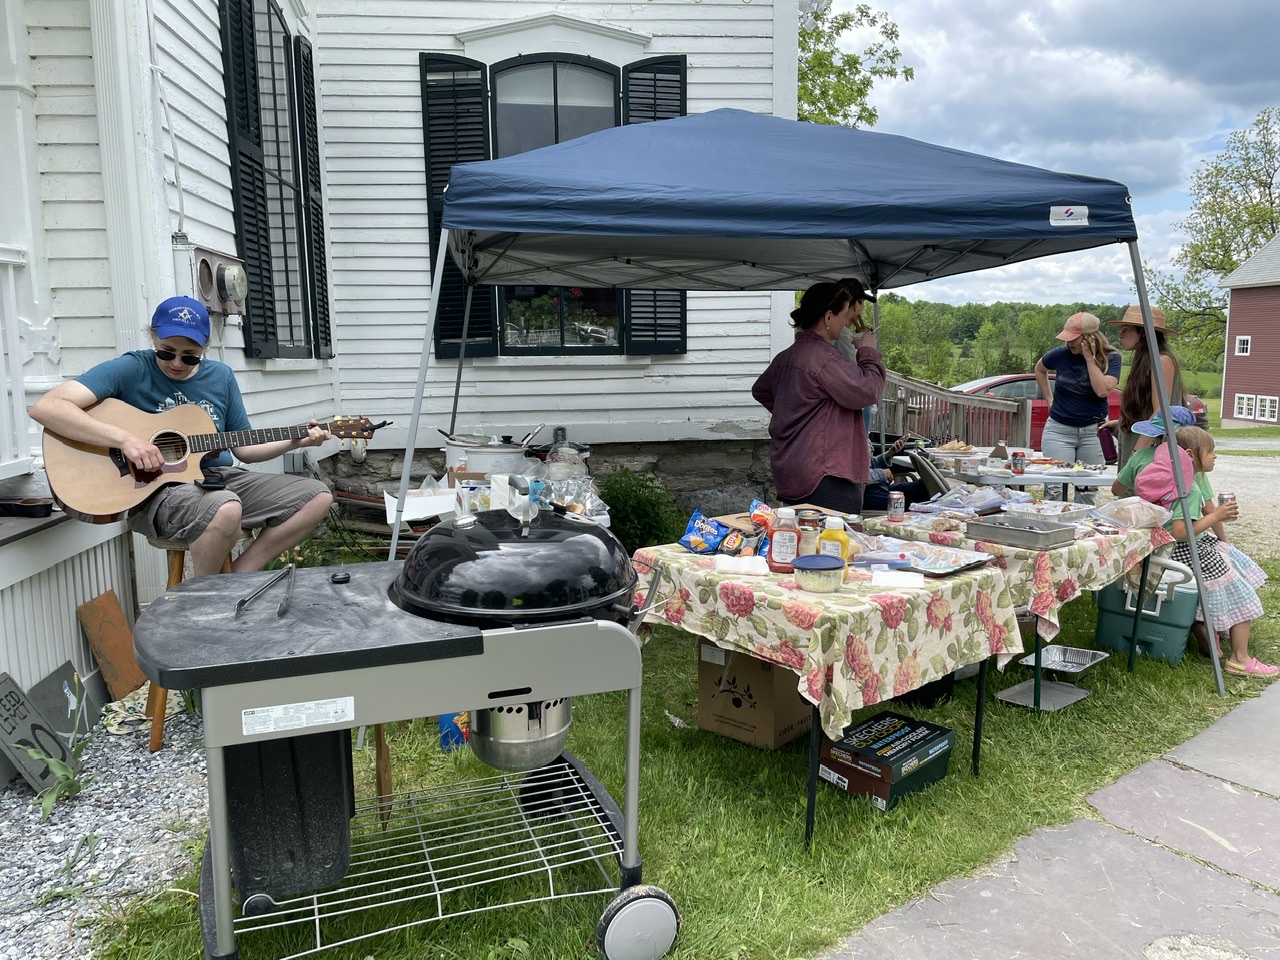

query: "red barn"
xmin=1222 ymin=235 xmax=1280 ymax=427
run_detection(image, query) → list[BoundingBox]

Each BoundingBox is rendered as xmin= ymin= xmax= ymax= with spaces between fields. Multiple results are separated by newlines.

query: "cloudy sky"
xmin=833 ymin=0 xmax=1278 ymax=306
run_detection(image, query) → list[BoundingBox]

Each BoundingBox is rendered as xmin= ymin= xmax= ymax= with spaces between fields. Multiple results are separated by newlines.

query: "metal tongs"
xmin=234 ymin=563 xmax=296 ymax=618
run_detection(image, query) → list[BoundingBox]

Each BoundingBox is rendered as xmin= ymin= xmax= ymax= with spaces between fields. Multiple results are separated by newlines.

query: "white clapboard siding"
xmin=314 ymin=0 xmax=786 ymax=446
xmin=151 ymin=0 xmax=239 ymax=258
xmin=0 ymin=523 xmax=136 ymax=694
xmin=28 ymin=0 xmax=113 ymax=363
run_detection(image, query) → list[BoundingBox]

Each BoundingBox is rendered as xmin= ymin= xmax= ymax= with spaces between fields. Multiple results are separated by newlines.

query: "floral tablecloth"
xmin=861 ymin=519 xmax=1174 ymax=642
xmin=632 ymin=544 xmax=1022 ymax=740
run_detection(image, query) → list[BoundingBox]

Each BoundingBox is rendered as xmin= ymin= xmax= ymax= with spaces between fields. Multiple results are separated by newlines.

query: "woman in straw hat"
xmin=1103 ymin=304 xmax=1184 ymax=468
xmin=1033 ymin=312 xmax=1121 ymax=499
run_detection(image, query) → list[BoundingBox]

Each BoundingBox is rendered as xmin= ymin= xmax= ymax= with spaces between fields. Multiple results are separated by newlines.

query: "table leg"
xmin=205 ymin=741 xmax=237 ymax=958
xmin=971 ymin=658 xmax=988 ymax=777
xmin=804 ymin=705 xmax=821 ymax=847
xmin=1033 ymin=631 xmax=1043 ymax=710
xmin=621 ymin=686 xmax=642 ymax=882
xmin=1126 ymin=555 xmax=1154 ymax=672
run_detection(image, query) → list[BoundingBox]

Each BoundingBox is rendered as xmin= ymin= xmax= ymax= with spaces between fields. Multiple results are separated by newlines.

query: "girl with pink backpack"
xmin=1135 ymin=426 xmax=1274 ymax=677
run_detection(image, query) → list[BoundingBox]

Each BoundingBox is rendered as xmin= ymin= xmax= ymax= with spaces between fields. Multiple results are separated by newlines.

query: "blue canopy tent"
xmin=390 ymin=108 xmax=1218 ymax=693
xmin=437 ymin=108 xmax=1136 ymax=291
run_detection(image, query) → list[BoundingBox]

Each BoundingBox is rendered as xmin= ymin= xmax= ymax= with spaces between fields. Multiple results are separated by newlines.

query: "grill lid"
xmin=389 ymin=509 xmax=637 ymax=624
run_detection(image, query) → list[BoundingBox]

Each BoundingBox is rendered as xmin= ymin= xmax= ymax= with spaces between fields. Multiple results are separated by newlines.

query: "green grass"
xmin=94 ymin=562 xmax=1280 ymax=960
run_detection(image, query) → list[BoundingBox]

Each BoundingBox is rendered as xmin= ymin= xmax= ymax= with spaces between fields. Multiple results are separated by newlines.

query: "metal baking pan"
xmin=1019 ymin=644 xmax=1108 ymax=676
xmin=910 ymin=557 xmax=991 ymax=577
xmin=964 ymin=515 xmax=1076 ymax=550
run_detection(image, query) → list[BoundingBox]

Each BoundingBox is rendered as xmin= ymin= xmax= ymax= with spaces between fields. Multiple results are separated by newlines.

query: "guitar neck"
xmin=190 ymin=422 xmax=326 ymax=454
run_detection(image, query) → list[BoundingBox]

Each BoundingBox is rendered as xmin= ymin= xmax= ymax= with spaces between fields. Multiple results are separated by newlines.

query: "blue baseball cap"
xmin=1131 ymin=405 xmax=1195 ymax=437
xmin=150 ymin=296 xmax=210 ymax=345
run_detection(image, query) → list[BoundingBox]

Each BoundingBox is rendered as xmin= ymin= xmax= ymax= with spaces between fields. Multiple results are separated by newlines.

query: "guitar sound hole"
xmin=152 ymin=431 xmax=190 ymax=464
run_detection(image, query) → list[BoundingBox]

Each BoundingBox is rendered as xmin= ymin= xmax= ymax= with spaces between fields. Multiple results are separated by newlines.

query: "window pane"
xmin=556 ymin=63 xmax=615 ymax=142
xmin=565 ymin=286 xmax=618 ymax=348
xmin=494 ymin=63 xmax=554 ymax=157
xmin=503 ymin=285 xmax=562 ymax=348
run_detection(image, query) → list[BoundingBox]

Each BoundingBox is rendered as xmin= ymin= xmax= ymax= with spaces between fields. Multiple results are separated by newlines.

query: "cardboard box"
xmin=697 ymin=640 xmax=811 ymax=749
xmin=714 ymin=503 xmax=844 ymax=535
xmin=818 ymin=711 xmax=954 ymax=811
xmin=446 ymin=468 xmax=488 ymax=488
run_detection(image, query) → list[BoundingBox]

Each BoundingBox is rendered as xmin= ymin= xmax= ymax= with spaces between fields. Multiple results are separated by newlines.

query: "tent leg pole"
xmin=448 ymin=285 xmax=475 ymax=436
xmin=1127 ymin=241 xmax=1224 ymax=697
xmin=389 ymin=229 xmax=450 ymax=559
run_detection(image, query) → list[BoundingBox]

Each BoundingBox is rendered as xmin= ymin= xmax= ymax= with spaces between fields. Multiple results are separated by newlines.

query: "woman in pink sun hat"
xmin=1034 ymin=312 xmax=1122 ymax=501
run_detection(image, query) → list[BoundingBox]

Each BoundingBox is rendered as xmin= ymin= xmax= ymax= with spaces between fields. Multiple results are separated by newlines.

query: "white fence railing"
xmin=0 ymin=244 xmax=34 ymax=480
xmin=875 ymin=370 xmax=1032 ymax=448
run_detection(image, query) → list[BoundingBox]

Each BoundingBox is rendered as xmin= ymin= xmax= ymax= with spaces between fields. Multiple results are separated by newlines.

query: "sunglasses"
xmin=155 ymin=349 xmax=203 ymax=366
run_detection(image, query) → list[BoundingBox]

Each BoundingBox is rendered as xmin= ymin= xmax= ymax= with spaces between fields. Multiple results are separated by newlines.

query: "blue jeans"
xmin=1040 ymin=418 xmax=1103 ymax=503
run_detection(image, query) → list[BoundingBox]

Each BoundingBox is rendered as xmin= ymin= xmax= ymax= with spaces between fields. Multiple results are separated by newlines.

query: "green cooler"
xmin=1095 ymin=564 xmax=1199 ymax=665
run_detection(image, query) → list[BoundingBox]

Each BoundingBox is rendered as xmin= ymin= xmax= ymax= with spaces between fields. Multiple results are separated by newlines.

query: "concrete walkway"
xmin=825 ymin=684 xmax=1280 ymax=959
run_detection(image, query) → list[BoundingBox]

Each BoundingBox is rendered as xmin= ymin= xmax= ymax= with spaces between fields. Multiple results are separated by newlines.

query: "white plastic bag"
xmin=1097 ymin=496 xmax=1171 ymax=530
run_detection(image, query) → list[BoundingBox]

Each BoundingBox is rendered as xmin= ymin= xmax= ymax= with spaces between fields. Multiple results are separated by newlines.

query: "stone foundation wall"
xmin=319 ymin=439 xmax=777 ymax=520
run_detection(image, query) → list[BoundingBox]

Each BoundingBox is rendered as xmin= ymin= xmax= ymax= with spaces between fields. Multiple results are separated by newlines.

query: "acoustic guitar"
xmin=42 ymin=398 xmax=389 ymax=523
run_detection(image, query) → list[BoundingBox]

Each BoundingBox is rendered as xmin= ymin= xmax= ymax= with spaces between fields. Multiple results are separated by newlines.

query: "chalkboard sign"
xmin=0 ymin=672 xmax=70 ymax=792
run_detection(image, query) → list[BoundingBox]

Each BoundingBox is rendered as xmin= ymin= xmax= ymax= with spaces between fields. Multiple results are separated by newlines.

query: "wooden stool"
xmin=144 ymin=537 xmax=233 ymax=752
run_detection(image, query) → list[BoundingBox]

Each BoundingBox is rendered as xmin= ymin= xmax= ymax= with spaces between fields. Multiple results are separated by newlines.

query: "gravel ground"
xmin=1 ymin=452 xmax=1276 ymax=960
xmin=1196 ymin=453 xmax=1280 ymax=555
xmin=0 ymin=713 xmax=207 ymax=960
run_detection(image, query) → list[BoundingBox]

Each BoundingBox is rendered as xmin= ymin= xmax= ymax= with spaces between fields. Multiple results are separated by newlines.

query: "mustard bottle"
xmin=817 ymin=516 xmax=852 ymax=561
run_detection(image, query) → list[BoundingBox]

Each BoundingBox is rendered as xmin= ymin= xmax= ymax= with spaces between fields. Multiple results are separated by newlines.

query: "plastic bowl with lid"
xmin=791 ymin=554 xmax=846 ymax=593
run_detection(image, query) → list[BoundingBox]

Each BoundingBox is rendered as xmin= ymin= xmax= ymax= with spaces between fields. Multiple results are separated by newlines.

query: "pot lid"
xmin=444 ymin=433 xmax=489 ymax=445
xmin=390 ymin=509 xmax=637 ymax=625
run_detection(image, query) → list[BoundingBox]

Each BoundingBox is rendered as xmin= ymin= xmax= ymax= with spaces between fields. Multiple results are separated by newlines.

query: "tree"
xmin=798 ymin=2 xmax=913 ymax=128
xmin=1147 ymin=107 xmax=1280 ymax=366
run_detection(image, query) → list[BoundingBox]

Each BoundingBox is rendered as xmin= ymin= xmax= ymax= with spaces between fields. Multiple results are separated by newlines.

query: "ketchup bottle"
xmin=767 ymin=507 xmax=800 ymax=573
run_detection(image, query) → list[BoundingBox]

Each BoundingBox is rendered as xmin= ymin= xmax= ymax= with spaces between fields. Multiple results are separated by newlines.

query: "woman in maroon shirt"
xmin=752 ymin=281 xmax=887 ymax=513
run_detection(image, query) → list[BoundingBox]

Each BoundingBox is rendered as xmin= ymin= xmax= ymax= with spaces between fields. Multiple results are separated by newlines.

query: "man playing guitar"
xmin=29 ymin=296 xmax=333 ymax=578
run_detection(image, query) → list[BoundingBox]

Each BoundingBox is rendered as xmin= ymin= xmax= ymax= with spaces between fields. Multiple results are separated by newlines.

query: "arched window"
xmin=420 ymin=52 xmax=687 ymax=358
xmin=492 ymin=57 xmax=619 ymax=354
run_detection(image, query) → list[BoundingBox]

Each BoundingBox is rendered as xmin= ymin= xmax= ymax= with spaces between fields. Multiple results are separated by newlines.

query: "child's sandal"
xmin=1224 ymin=657 xmax=1279 ymax=678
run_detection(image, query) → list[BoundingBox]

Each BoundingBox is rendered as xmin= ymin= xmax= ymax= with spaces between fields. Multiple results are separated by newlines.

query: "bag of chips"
xmin=749 ymin=499 xmax=776 ymax=530
xmin=679 ymin=509 xmax=731 ymax=554
xmin=718 ymin=528 xmax=766 ymax=557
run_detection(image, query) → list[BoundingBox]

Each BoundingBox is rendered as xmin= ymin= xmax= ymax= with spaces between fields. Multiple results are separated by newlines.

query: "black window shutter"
xmin=622 ymin=56 xmax=687 ymax=355
xmin=221 ymin=0 xmax=279 ymax=358
xmin=294 ymin=35 xmax=333 ymax=359
xmin=419 ymin=53 xmax=495 ymax=359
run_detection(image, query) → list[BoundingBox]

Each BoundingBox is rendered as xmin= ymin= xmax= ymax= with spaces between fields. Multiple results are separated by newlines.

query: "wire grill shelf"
xmin=231 ymin=759 xmax=624 ymax=959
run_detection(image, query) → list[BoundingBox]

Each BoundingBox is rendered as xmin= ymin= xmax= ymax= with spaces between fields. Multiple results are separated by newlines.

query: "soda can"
xmin=1218 ymin=492 xmax=1236 ymax=509
xmin=887 ymin=491 xmax=906 ymax=522
xmin=1011 ymin=451 xmax=1026 ymax=475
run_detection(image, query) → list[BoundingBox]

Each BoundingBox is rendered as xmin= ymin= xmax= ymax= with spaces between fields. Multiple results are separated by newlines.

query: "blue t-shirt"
xmin=1041 ymin=344 xmax=1121 ymax=427
xmin=76 ymin=351 xmax=251 ymax=468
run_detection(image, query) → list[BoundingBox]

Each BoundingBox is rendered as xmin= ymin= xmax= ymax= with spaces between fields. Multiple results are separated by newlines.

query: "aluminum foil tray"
xmin=1019 ymin=645 xmax=1109 ymax=675
xmin=965 ymin=515 xmax=1076 ymax=550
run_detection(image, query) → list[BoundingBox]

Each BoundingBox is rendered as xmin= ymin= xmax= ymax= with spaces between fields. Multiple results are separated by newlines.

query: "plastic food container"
xmin=791 ymin=554 xmax=846 ymax=593
xmin=1003 ymin=500 xmax=1093 ymax=519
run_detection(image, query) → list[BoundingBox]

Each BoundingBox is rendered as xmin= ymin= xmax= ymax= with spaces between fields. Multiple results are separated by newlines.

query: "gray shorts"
xmin=128 ymin=466 xmax=329 ymax=543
